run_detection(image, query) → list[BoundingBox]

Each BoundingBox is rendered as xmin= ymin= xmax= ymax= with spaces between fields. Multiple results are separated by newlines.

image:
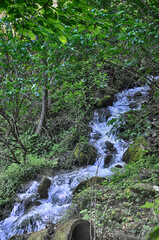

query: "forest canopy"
xmin=0 ymin=0 xmax=159 ymax=200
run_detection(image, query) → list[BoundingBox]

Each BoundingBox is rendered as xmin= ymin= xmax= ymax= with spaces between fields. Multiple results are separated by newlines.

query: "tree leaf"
xmin=94 ymin=27 xmax=101 ymax=34
xmin=59 ymin=35 xmax=67 ymax=44
xmin=140 ymin=201 xmax=154 ymax=209
xmin=56 ymin=23 xmax=65 ymax=31
xmin=28 ymin=30 xmax=36 ymax=40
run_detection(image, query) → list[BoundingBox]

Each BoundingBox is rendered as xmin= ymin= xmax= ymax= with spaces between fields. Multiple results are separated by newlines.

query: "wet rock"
xmin=104 ymin=109 xmax=111 ymax=120
xmin=23 ymin=197 xmax=41 ymax=213
xmin=73 ymin=142 xmax=97 ymax=166
xmin=134 ymin=91 xmax=142 ymax=97
xmin=37 ymin=177 xmax=51 ymax=199
xmin=95 ymin=95 xmax=114 ymax=108
xmin=8 ymin=227 xmax=51 ymax=240
xmin=115 ymin=164 xmax=123 ymax=168
xmin=104 ymin=154 xmax=113 ymax=167
xmin=9 ymin=219 xmax=96 ymax=240
xmin=105 ymin=141 xmax=116 ymax=152
xmin=93 ymin=132 xmax=102 ymax=140
xmin=129 ymin=102 xmax=137 ymax=108
xmin=0 ymin=199 xmax=15 ymax=221
xmin=73 ymin=176 xmax=106 ymax=194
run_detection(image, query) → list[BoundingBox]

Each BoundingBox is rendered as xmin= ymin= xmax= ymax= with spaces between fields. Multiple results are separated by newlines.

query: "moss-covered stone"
xmin=73 ymin=142 xmax=97 ymax=166
xmin=122 ymin=137 xmax=149 ymax=163
xmin=73 ymin=176 xmax=106 ymax=194
xmin=95 ymin=95 xmax=114 ymax=108
xmin=8 ymin=228 xmax=50 ymax=240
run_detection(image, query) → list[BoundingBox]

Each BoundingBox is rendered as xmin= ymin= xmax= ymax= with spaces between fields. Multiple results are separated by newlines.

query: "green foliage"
xmin=0 ymin=0 xmax=159 ymax=225
xmin=107 ymin=109 xmax=152 ymax=140
xmin=26 ymin=134 xmax=53 ymax=155
xmin=0 ymin=155 xmax=57 ymax=206
xmin=146 ymin=226 xmax=159 ymax=240
xmin=141 ymin=199 xmax=159 ymax=215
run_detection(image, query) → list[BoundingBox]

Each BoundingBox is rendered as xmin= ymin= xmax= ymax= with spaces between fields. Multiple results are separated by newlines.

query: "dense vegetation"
xmin=0 ymin=0 xmax=159 ymax=239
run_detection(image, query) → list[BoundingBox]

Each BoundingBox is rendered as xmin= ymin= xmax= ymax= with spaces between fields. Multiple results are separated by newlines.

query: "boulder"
xmin=105 ymin=141 xmax=116 ymax=152
xmin=122 ymin=137 xmax=148 ymax=163
xmin=8 ymin=225 xmax=54 ymax=240
xmin=93 ymin=132 xmax=102 ymax=140
xmin=0 ymin=199 xmax=15 ymax=221
xmin=95 ymin=95 xmax=114 ymax=108
xmin=37 ymin=177 xmax=51 ymax=199
xmin=134 ymin=91 xmax=142 ymax=97
xmin=104 ymin=154 xmax=113 ymax=167
xmin=129 ymin=102 xmax=137 ymax=109
xmin=115 ymin=164 xmax=123 ymax=168
xmin=9 ymin=219 xmax=97 ymax=240
xmin=73 ymin=176 xmax=106 ymax=194
xmin=22 ymin=196 xmax=41 ymax=213
xmin=73 ymin=142 xmax=97 ymax=166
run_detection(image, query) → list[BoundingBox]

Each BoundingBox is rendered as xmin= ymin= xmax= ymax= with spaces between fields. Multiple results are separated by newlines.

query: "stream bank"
xmin=1 ymin=83 xmax=159 ymax=240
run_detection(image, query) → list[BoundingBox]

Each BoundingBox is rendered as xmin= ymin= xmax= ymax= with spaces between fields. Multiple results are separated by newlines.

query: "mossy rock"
xmin=122 ymin=137 xmax=149 ymax=163
xmin=53 ymin=218 xmax=97 ymax=240
xmin=8 ymin=228 xmax=49 ymax=240
xmin=8 ymin=236 xmax=27 ymax=240
xmin=73 ymin=142 xmax=97 ymax=166
xmin=73 ymin=176 xmax=106 ymax=194
xmin=95 ymin=95 xmax=114 ymax=108
xmin=8 ymin=225 xmax=55 ymax=240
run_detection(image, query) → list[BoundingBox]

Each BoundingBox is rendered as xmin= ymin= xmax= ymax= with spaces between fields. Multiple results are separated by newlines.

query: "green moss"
xmin=73 ymin=142 xmax=97 ymax=166
xmin=28 ymin=229 xmax=48 ymax=240
xmin=73 ymin=176 xmax=106 ymax=194
xmin=122 ymin=137 xmax=149 ymax=163
xmin=95 ymin=95 xmax=113 ymax=108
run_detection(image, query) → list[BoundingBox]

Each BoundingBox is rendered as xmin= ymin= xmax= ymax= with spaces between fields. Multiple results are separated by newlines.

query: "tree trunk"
xmin=36 ymin=87 xmax=48 ymax=134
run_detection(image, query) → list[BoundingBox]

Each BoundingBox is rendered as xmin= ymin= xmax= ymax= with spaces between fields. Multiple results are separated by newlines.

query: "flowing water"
xmin=0 ymin=86 xmax=149 ymax=240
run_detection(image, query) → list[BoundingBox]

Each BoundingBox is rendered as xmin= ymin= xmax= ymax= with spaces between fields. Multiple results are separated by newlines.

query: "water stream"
xmin=0 ymin=86 xmax=149 ymax=240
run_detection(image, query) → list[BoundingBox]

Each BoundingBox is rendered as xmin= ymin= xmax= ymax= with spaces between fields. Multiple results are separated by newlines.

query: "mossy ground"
xmin=71 ymin=153 xmax=159 ymax=240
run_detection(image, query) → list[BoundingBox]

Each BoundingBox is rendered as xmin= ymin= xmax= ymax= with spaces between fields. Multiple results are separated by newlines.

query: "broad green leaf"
xmin=56 ymin=23 xmax=65 ymax=31
xmin=59 ymin=35 xmax=67 ymax=44
xmin=140 ymin=201 xmax=154 ymax=209
xmin=94 ymin=27 xmax=101 ymax=34
xmin=28 ymin=30 xmax=36 ymax=40
xmin=45 ymin=28 xmax=54 ymax=34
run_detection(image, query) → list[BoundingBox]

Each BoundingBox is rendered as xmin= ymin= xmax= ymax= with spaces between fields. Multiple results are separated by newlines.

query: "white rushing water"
xmin=0 ymin=86 xmax=149 ymax=240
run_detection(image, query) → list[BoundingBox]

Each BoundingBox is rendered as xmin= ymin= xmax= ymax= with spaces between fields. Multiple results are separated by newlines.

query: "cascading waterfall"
xmin=0 ymin=85 xmax=149 ymax=240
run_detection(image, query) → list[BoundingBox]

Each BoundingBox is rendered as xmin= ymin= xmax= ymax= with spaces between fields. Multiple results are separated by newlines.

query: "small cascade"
xmin=0 ymin=85 xmax=149 ymax=240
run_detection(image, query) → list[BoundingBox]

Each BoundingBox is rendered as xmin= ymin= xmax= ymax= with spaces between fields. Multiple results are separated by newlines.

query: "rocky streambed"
xmin=0 ymin=85 xmax=154 ymax=240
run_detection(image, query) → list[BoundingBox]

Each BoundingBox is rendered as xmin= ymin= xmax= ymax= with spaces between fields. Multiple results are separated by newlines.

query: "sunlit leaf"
xmin=140 ymin=201 xmax=154 ymax=209
xmin=59 ymin=35 xmax=67 ymax=44
xmin=28 ymin=30 xmax=36 ymax=40
xmin=56 ymin=23 xmax=65 ymax=31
